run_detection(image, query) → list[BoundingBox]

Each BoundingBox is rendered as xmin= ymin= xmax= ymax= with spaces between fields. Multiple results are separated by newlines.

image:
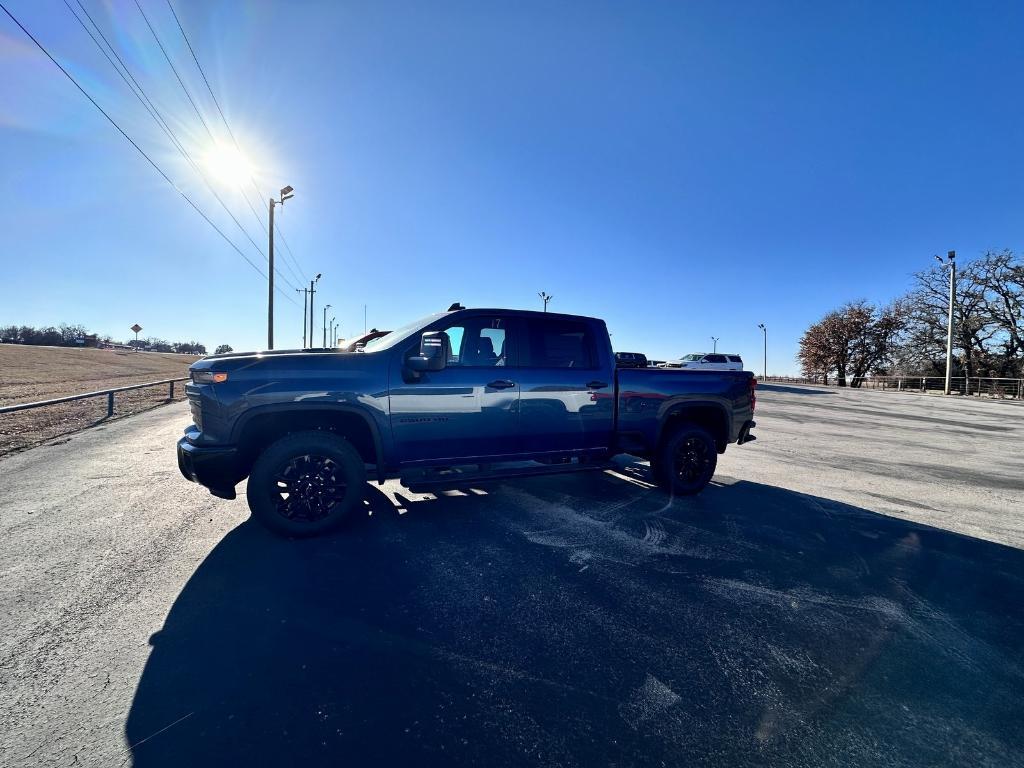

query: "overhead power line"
xmin=130 ymin=0 xmax=301 ymax=293
xmin=0 ymin=0 xmax=298 ymax=307
xmin=164 ymin=0 xmax=308 ymax=284
xmin=63 ymin=0 xmax=291 ymax=293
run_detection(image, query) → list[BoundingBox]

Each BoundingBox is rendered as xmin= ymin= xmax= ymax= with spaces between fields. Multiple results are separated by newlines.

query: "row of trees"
xmin=0 ymin=323 xmax=222 ymax=356
xmin=799 ymin=250 xmax=1024 ymax=385
xmin=0 ymin=323 xmax=97 ymax=348
xmin=126 ymin=338 xmax=208 ymax=355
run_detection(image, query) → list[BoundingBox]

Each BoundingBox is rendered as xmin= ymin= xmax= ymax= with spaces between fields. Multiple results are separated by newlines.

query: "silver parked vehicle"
xmin=659 ymin=353 xmax=744 ymax=371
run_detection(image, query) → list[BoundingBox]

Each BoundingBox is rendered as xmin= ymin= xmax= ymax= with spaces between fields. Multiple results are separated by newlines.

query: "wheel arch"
xmin=232 ymin=404 xmax=384 ymax=478
xmin=657 ymin=402 xmax=730 ymax=454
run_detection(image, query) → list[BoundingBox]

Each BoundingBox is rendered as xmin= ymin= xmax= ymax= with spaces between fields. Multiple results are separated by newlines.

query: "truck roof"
xmin=453 ymin=307 xmax=605 ymax=324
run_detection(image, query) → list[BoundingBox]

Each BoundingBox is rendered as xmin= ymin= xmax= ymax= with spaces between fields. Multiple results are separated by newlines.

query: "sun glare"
xmin=203 ymin=144 xmax=254 ymax=186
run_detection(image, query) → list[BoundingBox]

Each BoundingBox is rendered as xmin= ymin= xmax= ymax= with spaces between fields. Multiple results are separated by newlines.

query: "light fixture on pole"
xmin=934 ymin=251 xmax=956 ymax=395
xmin=267 ymin=185 xmax=295 ymax=350
xmin=757 ymin=324 xmax=767 ymax=379
xmin=539 ymin=291 xmax=553 ymax=312
xmin=711 ymin=336 xmax=719 ymax=353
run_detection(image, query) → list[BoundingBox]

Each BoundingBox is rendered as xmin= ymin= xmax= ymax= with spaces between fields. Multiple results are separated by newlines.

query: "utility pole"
xmin=757 ymin=324 xmax=767 ymax=379
xmin=322 ymin=304 xmax=332 ymax=348
xmin=539 ymin=291 xmax=553 ymax=312
xmin=935 ymin=250 xmax=956 ymax=395
xmin=711 ymin=336 xmax=719 ymax=353
xmin=267 ymin=185 xmax=294 ymax=349
xmin=309 ymin=273 xmax=321 ymax=349
xmin=296 ymin=288 xmax=308 ymax=348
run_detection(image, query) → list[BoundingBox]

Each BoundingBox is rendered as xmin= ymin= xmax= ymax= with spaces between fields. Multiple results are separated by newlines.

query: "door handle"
xmin=487 ymin=379 xmax=516 ymax=389
xmin=586 ymin=380 xmax=609 ymax=389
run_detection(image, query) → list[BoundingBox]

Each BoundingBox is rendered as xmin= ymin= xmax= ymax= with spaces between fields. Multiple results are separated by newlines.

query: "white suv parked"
xmin=659 ymin=353 xmax=744 ymax=371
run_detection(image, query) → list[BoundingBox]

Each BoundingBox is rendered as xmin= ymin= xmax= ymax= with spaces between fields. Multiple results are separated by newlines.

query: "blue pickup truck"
xmin=178 ymin=306 xmax=757 ymax=536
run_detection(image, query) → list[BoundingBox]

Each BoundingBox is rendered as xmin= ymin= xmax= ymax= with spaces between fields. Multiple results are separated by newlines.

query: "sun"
xmin=203 ymin=143 xmax=254 ymax=187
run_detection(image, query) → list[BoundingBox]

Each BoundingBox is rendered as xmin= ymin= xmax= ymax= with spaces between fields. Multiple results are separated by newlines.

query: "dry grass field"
xmin=0 ymin=345 xmax=199 ymax=455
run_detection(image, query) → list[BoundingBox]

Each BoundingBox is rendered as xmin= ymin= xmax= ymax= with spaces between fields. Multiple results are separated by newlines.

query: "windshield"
xmin=360 ymin=312 xmax=447 ymax=353
xmin=681 ymin=354 xmax=703 ymax=361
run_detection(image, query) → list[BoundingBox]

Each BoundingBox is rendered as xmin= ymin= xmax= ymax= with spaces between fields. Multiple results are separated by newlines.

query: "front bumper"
xmin=177 ymin=429 xmax=241 ymax=500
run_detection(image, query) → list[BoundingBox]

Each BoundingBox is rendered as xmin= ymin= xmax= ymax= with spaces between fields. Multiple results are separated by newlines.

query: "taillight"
xmin=750 ymin=378 xmax=757 ymax=411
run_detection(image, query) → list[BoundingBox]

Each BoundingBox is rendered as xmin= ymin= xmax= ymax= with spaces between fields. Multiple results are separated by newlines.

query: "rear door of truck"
xmin=514 ymin=316 xmax=615 ymax=455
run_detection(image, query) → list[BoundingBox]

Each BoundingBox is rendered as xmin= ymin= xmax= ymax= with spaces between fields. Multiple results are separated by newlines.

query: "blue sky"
xmin=1 ymin=0 xmax=1022 ymax=372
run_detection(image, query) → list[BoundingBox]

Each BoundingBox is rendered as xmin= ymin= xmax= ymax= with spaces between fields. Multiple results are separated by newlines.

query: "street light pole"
xmin=267 ymin=185 xmax=294 ymax=350
xmin=711 ymin=336 xmax=719 ymax=353
xmin=329 ymin=316 xmax=336 ymax=348
xmin=322 ymin=304 xmax=332 ymax=348
xmin=296 ymin=288 xmax=308 ymax=348
xmin=935 ymin=250 xmax=956 ymax=395
xmin=757 ymin=324 xmax=767 ymax=379
xmin=308 ymin=273 xmax=321 ymax=350
xmin=539 ymin=291 xmax=553 ymax=312
xmin=268 ymin=198 xmax=274 ymax=349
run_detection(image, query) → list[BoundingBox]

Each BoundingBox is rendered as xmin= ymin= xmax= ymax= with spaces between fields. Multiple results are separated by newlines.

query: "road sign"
xmin=130 ymin=324 xmax=142 ymax=334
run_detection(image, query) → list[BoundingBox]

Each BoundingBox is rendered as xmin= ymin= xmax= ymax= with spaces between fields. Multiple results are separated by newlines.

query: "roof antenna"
xmin=447 ymin=302 xmax=464 ymax=311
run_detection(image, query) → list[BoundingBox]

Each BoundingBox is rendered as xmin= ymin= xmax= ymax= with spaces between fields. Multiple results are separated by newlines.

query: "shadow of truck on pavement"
xmin=125 ymin=471 xmax=1024 ymax=767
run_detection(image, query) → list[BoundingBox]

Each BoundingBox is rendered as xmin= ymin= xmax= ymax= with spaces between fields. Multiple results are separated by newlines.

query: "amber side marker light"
xmin=192 ymin=371 xmax=229 ymax=384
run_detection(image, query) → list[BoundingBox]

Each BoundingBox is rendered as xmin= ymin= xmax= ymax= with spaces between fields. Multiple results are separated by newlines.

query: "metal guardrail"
xmin=759 ymin=375 xmax=1024 ymax=400
xmin=854 ymin=375 xmax=1024 ymax=399
xmin=0 ymin=378 xmax=188 ymax=416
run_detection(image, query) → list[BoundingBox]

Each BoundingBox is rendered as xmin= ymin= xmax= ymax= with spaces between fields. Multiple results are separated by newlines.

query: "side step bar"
xmin=401 ymin=460 xmax=616 ymax=493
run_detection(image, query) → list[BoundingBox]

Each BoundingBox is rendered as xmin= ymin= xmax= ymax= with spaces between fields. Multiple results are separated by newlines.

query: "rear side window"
xmin=727 ymin=355 xmax=742 ymax=363
xmin=707 ymin=354 xmax=728 ymax=363
xmin=527 ymin=319 xmax=597 ymax=369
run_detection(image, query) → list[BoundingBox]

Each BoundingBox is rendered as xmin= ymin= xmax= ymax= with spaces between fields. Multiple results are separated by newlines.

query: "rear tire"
xmin=654 ymin=424 xmax=717 ymax=497
xmin=246 ymin=431 xmax=367 ymax=537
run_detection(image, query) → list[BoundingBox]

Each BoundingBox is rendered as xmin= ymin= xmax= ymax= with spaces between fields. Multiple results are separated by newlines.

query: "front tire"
xmin=246 ymin=431 xmax=367 ymax=537
xmin=654 ymin=425 xmax=717 ymax=497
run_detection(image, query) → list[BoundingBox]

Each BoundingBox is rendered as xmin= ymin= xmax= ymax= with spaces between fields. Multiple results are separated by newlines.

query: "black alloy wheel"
xmin=654 ymin=425 xmax=717 ymax=497
xmin=246 ymin=431 xmax=367 ymax=537
xmin=271 ymin=454 xmax=348 ymax=524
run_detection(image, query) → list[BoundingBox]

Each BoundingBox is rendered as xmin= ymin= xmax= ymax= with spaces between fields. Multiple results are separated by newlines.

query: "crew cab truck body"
xmin=178 ymin=307 xmax=757 ymax=536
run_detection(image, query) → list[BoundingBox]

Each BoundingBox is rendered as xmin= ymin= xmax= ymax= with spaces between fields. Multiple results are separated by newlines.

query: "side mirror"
xmin=407 ymin=331 xmax=449 ymax=372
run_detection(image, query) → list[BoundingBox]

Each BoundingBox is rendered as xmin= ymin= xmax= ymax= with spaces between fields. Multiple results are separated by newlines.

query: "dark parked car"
xmin=178 ymin=306 xmax=757 ymax=536
xmin=615 ymin=351 xmax=649 ymax=368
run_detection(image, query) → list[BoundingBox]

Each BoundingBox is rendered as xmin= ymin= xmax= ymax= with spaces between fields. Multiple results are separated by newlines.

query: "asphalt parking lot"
xmin=1 ymin=384 xmax=1023 ymax=766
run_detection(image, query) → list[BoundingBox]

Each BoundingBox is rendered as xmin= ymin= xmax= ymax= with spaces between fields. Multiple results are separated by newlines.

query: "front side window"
xmin=441 ymin=317 xmax=509 ymax=367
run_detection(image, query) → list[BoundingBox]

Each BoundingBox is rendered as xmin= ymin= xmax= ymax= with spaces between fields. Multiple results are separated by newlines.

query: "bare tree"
xmin=798 ymin=301 xmax=906 ymax=386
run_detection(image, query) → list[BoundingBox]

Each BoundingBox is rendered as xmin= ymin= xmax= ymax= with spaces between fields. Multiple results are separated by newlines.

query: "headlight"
xmin=191 ymin=370 xmax=228 ymax=384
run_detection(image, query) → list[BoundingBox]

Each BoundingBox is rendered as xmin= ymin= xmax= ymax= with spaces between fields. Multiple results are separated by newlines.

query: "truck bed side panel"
xmin=615 ymin=368 xmax=755 ymax=453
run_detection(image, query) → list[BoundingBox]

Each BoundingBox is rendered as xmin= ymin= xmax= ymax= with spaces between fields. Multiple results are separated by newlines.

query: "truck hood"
xmin=189 ymin=348 xmax=364 ymax=376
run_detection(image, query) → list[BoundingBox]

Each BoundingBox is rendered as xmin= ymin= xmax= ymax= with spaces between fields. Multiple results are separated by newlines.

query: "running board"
xmin=401 ymin=461 xmax=616 ymax=493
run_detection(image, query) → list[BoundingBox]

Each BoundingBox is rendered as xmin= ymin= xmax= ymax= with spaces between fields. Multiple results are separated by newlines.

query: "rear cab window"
xmin=526 ymin=318 xmax=598 ymax=369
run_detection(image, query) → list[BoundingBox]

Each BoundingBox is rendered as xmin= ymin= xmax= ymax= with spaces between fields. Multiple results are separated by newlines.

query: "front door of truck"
xmin=390 ymin=315 xmax=523 ymax=464
xmin=515 ymin=317 xmax=613 ymax=455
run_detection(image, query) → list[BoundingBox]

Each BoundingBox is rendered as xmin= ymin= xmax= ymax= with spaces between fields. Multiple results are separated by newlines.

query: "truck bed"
xmin=615 ymin=367 xmax=756 ymax=452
